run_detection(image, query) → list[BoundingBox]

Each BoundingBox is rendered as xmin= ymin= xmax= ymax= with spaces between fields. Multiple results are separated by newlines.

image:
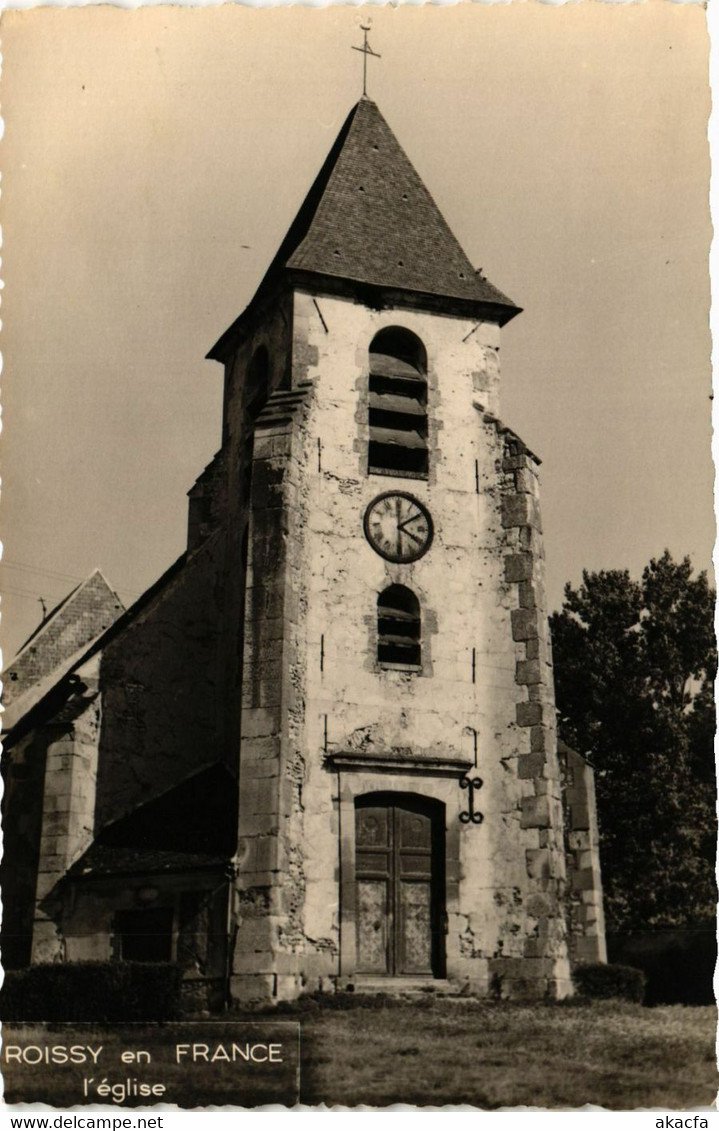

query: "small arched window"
xmin=377 ymin=585 xmax=421 ymax=667
xmin=368 ymin=328 xmax=428 ymax=479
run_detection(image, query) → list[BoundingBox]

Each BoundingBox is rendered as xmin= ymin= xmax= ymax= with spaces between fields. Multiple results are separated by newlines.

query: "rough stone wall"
xmin=61 ymin=873 xmax=229 ymax=1011
xmin=485 ymin=419 xmax=572 ymax=997
xmin=231 ymin=379 xmax=314 ymax=1004
xmin=95 ymin=533 xmax=227 ymax=830
xmin=4 ymin=572 xmax=123 ymax=706
xmin=31 ymin=656 xmax=103 ymax=962
xmin=227 ymin=287 xmax=571 ymax=1001
xmin=215 ymin=290 xmax=320 ymax=1004
xmin=559 ymin=742 xmax=607 ymax=965
xmin=94 ymin=296 xmax=294 ymax=838
xmin=35 ymin=294 xmax=294 ymax=847
xmin=7 ymin=294 xmax=294 ymax=977
xmin=294 ymin=293 xmax=505 ymax=996
xmin=215 ymin=293 xmax=294 ymax=793
xmin=1 ymin=731 xmax=49 ymax=967
xmin=187 ymin=448 xmax=229 ymax=553
xmin=221 ymin=294 xmax=293 ymax=448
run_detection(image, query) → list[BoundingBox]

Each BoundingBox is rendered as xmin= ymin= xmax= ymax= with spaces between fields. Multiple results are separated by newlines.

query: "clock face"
xmin=363 ymin=492 xmax=434 ymax=563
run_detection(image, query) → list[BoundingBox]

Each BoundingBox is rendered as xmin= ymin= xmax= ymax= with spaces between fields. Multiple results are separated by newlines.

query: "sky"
xmin=1 ymin=2 xmax=713 ymax=662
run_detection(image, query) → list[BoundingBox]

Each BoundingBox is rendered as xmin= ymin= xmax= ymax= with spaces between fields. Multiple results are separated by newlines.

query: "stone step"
xmin=349 ymin=976 xmax=457 ymax=996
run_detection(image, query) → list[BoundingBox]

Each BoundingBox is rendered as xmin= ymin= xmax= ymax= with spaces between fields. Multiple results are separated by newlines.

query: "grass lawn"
xmin=4 ymin=1000 xmax=716 ymax=1109
xmin=291 ymin=998 xmax=718 ymax=1109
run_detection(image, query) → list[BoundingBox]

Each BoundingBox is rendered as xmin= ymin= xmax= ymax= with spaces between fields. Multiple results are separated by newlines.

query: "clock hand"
xmin=397 ymin=511 xmax=422 ymax=532
xmin=403 ymin=528 xmax=423 ymax=546
xmin=395 ymin=497 xmax=402 ymax=556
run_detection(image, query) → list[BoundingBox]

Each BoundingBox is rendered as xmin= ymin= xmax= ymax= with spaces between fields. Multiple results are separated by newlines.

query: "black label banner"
xmin=2 ymin=1022 xmax=300 ymax=1108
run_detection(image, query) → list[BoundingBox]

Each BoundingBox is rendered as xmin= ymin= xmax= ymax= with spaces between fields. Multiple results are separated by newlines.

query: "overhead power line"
xmin=0 ymin=560 xmax=141 ymax=600
xmin=0 ymin=559 xmax=91 ymax=584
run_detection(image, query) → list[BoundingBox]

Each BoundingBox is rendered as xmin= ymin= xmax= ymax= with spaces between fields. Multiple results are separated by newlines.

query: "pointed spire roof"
xmin=209 ymin=99 xmax=519 ymax=360
xmin=287 ymin=98 xmax=517 ymax=309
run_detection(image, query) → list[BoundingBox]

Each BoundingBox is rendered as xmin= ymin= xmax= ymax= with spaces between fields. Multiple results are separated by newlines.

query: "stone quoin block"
xmin=569 ymin=802 xmax=591 ymax=829
xmin=520 ymin=794 xmax=551 ymax=829
xmin=569 ymin=867 xmax=601 ymax=893
xmin=516 ymin=700 xmax=544 ymax=727
xmin=501 ymin=496 xmax=529 ymax=529
xmin=514 ymin=468 xmax=537 ymax=495
xmin=515 ymin=659 xmax=542 ymax=686
xmin=517 ymin=582 xmax=536 ymax=609
xmin=530 ymin=726 xmax=549 ymax=753
xmin=504 ymin=553 xmax=534 ymax=583
xmin=518 ymin=752 xmax=546 ymax=779
xmin=573 ymin=936 xmax=604 ymax=962
xmin=511 ymin=608 xmax=539 ymax=641
xmin=501 ymin=453 xmax=527 ymax=473
xmin=525 ymin=636 xmax=550 ymax=663
xmin=229 ymin=975 xmax=277 ymax=1004
xmin=527 ymin=681 xmax=554 ymax=704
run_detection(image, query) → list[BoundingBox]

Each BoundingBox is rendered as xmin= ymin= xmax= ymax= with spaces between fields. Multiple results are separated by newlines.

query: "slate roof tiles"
xmin=209 ymin=99 xmax=519 ymax=359
xmin=287 ymin=98 xmax=516 ymax=311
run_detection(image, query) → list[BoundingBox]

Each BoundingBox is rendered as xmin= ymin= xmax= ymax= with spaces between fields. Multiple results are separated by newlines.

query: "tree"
xmin=550 ymin=551 xmax=716 ymax=934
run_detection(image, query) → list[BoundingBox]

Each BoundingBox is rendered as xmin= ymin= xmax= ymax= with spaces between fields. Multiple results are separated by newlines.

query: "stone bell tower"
xmin=207 ymin=98 xmax=573 ymax=1003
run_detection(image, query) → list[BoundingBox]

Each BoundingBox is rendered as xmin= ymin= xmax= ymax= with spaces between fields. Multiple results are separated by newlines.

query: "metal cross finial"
xmin=352 ymin=25 xmax=381 ymax=99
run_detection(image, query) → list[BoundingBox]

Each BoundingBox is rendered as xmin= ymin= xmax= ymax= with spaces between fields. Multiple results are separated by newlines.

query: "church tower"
xmin=208 ymin=98 xmax=573 ymax=1002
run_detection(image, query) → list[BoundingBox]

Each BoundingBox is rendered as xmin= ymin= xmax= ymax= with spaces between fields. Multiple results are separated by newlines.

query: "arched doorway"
xmin=355 ymin=793 xmax=445 ymax=978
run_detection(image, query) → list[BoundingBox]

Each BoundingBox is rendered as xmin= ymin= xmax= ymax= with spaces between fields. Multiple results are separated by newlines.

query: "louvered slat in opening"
xmin=378 ymin=633 xmax=419 ymax=648
xmin=378 ymin=639 xmax=421 ymax=665
xmin=369 ymin=425 xmax=426 ymax=450
xmin=379 ymin=606 xmax=417 ymax=622
xmin=369 ymin=445 xmax=428 ymax=477
xmin=369 ymin=352 xmax=423 ymax=380
xmin=369 ymin=391 xmax=426 ymax=416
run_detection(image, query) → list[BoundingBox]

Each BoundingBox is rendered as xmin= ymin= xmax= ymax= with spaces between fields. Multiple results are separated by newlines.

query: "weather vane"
xmin=352 ymin=24 xmax=381 ymax=99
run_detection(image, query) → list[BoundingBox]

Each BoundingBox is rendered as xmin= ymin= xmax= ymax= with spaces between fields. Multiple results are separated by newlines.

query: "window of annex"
xmin=114 ymin=906 xmax=174 ymax=963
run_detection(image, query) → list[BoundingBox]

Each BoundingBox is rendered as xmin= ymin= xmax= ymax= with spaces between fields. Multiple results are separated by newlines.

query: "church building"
xmin=2 ymin=97 xmax=606 ymax=1007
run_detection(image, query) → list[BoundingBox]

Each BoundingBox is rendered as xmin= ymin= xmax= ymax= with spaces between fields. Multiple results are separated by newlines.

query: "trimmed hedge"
xmin=573 ymin=962 xmax=646 ymax=1003
xmin=0 ymin=961 xmax=182 ymax=1022
xmin=608 ymin=928 xmax=716 ymax=1005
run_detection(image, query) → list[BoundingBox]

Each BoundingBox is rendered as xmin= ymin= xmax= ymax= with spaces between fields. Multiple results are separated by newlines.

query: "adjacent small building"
xmin=2 ymin=98 xmax=606 ymax=1007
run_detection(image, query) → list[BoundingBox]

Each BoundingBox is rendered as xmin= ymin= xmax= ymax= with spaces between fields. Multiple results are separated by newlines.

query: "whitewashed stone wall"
xmin=231 ymin=288 xmax=572 ymax=1002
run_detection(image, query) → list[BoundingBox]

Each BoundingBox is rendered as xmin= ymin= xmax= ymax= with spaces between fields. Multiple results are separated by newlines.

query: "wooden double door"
xmin=355 ymin=794 xmax=445 ymax=978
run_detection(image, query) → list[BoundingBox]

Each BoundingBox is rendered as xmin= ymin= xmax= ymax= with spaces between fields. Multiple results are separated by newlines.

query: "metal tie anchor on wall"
xmin=459 ymin=775 xmax=484 ymax=825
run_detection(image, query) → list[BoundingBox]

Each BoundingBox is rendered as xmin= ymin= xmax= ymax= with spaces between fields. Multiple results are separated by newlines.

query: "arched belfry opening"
xmin=368 ymin=328 xmax=428 ymax=479
xmin=371 ymin=327 xmax=427 ymax=374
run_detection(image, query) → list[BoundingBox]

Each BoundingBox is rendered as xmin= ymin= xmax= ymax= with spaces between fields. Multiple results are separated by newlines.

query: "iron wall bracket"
xmin=459 ymin=775 xmax=483 ymax=825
